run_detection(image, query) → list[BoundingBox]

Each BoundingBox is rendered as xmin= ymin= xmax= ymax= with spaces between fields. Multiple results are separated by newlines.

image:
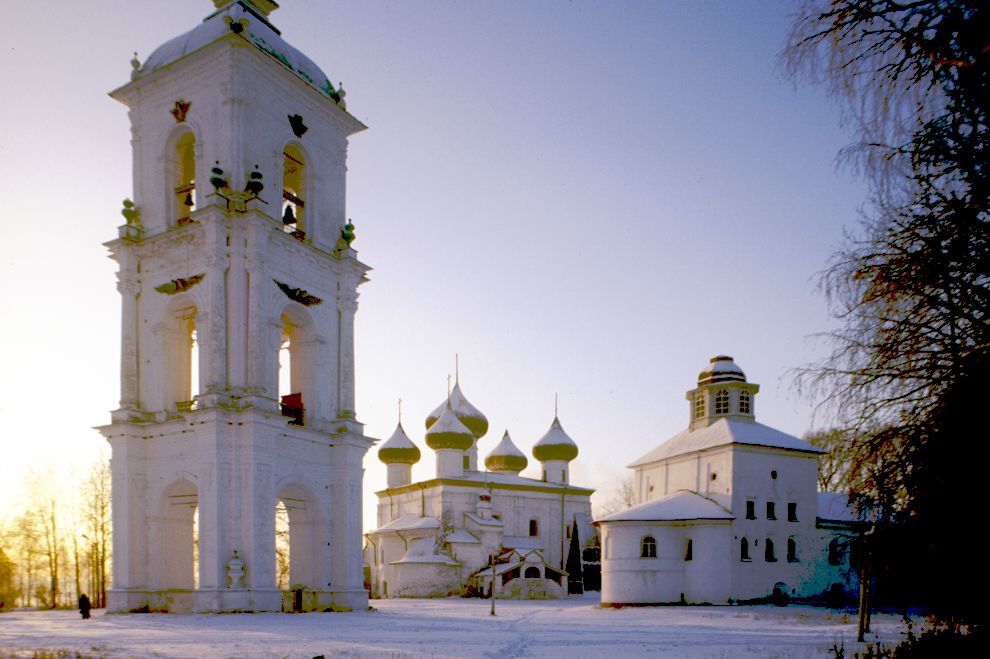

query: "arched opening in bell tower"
xmin=281 ymin=144 xmax=307 ymax=240
xmin=274 ymin=484 xmax=315 ymax=596
xmin=164 ymin=298 xmax=200 ymax=412
xmin=278 ymin=306 xmax=313 ymax=425
xmin=155 ymin=479 xmax=199 ymax=592
xmin=169 ymin=130 xmax=197 ymax=226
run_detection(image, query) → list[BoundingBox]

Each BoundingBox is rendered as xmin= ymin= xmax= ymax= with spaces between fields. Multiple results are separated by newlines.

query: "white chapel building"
xmin=596 ymin=356 xmax=860 ymax=606
xmin=365 ymin=380 xmax=595 ymax=599
xmin=99 ymin=0 xmax=372 ymax=613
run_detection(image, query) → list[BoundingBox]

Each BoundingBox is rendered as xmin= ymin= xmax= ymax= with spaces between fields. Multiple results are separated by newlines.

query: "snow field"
xmin=0 ymin=593 xmax=909 ymax=658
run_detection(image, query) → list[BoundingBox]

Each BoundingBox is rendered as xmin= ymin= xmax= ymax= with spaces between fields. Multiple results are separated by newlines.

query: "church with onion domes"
xmin=364 ymin=377 xmax=595 ymax=599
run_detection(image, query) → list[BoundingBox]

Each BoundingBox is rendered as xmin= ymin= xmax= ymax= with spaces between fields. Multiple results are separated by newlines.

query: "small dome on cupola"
xmin=426 ymin=382 xmax=489 ymax=439
xmin=485 ymin=431 xmax=528 ymax=474
xmin=533 ymin=416 xmax=579 ymax=462
xmin=425 ymin=403 xmax=475 ymax=451
xmin=378 ymin=422 xmax=421 ymax=465
xmin=697 ymin=355 xmax=747 ymax=386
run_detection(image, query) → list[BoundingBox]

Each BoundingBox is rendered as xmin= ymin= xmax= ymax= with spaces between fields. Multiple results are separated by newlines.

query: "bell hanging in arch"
xmin=183 ymin=191 xmax=194 ymax=207
xmin=282 ymin=204 xmax=296 ymax=225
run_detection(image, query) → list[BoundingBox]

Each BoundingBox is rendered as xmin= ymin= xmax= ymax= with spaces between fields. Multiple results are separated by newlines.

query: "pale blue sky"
xmin=0 ymin=1 xmax=863 ymax=519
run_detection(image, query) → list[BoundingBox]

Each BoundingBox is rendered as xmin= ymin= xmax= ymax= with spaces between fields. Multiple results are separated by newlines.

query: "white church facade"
xmin=365 ymin=381 xmax=595 ymax=599
xmin=99 ymin=0 xmax=372 ymax=613
xmin=597 ymin=356 xmax=861 ymax=606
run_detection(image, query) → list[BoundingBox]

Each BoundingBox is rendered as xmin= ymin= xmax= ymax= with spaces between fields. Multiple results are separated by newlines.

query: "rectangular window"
xmin=684 ymin=539 xmax=693 ymax=561
xmin=746 ymin=500 xmax=756 ymax=520
xmin=787 ymin=502 xmax=798 ymax=522
xmin=529 ymin=519 xmax=539 ymax=537
xmin=766 ymin=502 xmax=776 ymax=520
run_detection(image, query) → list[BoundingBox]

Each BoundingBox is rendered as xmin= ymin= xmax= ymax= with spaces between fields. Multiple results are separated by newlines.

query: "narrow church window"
xmin=641 ymin=536 xmax=657 ymax=559
xmin=739 ymin=390 xmax=751 ymax=414
xmin=694 ymin=391 xmax=705 ymax=419
xmin=282 ymin=145 xmax=307 ymax=240
xmin=746 ymin=500 xmax=756 ymax=519
xmin=766 ymin=502 xmax=776 ymax=520
xmin=715 ymin=389 xmax=730 ymax=415
xmin=787 ymin=502 xmax=798 ymax=522
xmin=740 ymin=537 xmax=750 ymax=561
xmin=684 ymin=538 xmax=693 ymax=561
xmin=787 ymin=537 xmax=798 ymax=562
xmin=463 ymin=455 xmax=470 ymax=470
xmin=765 ymin=538 xmax=777 ymax=562
xmin=275 ymin=500 xmax=290 ymax=589
xmin=828 ymin=538 xmax=843 ymax=566
xmin=173 ymin=131 xmax=196 ymax=225
xmin=529 ymin=519 xmax=539 ymax=537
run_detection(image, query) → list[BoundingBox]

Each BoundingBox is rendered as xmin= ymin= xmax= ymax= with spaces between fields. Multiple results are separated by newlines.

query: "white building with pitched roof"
xmin=596 ymin=356 xmax=861 ymax=606
xmin=365 ymin=380 xmax=595 ymax=599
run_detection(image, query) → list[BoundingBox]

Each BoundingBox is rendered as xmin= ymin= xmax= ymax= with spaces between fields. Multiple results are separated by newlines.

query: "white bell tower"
xmin=99 ymin=0 xmax=372 ymax=613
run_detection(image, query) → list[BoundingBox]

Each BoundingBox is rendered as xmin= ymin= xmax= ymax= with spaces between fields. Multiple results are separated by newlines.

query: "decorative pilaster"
xmin=116 ymin=271 xmax=141 ymax=413
xmin=336 ymin=293 xmax=358 ymax=420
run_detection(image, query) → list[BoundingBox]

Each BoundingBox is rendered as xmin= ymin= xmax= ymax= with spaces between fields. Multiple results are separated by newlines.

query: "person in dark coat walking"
xmin=78 ymin=593 xmax=91 ymax=619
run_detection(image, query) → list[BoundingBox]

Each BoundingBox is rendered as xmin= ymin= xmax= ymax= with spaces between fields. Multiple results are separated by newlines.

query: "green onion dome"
xmin=378 ymin=422 xmax=421 ymax=465
xmin=425 ymin=382 xmax=489 ymax=439
xmin=485 ymin=431 xmax=528 ymax=474
xmin=532 ymin=416 xmax=579 ymax=462
xmin=425 ymin=403 xmax=474 ymax=451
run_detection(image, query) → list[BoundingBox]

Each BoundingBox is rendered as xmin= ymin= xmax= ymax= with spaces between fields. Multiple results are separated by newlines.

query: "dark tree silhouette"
xmin=784 ymin=0 xmax=988 ymax=625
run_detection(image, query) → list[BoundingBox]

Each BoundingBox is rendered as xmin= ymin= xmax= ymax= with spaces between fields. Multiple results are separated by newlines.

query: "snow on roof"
xmin=392 ymin=536 xmax=459 ymax=565
xmin=629 ymin=418 xmax=822 ymax=467
xmin=444 ymin=528 xmax=481 ymax=544
xmin=426 ymin=469 xmax=595 ymax=494
xmin=463 ymin=512 xmax=503 ymax=527
xmin=474 ymin=561 xmax=523 ymax=578
xmin=374 ymin=514 xmax=439 ymax=533
xmin=503 ymin=536 xmax=544 ymax=551
xmin=140 ymin=2 xmax=342 ymax=103
xmin=817 ymin=492 xmax=861 ymax=522
xmin=597 ymin=490 xmax=734 ymax=523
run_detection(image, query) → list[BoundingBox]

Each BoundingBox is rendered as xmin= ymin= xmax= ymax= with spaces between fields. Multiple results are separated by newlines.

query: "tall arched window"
xmin=164 ymin=298 xmax=199 ymax=412
xmin=275 ymin=484 xmax=315 ymax=595
xmin=641 ymin=535 xmax=657 ymax=558
xmin=787 ymin=537 xmax=798 ymax=562
xmin=528 ymin=519 xmax=539 ymax=537
xmin=278 ymin=306 xmax=314 ymax=425
xmin=154 ymin=479 xmax=198 ymax=592
xmin=694 ymin=391 xmax=705 ymax=419
xmin=740 ymin=537 xmax=750 ymax=561
xmin=739 ymin=389 xmax=751 ymax=414
xmin=715 ymin=389 xmax=730 ymax=415
xmin=765 ymin=538 xmax=777 ymax=562
xmin=172 ymin=131 xmax=196 ymax=225
xmin=684 ymin=538 xmax=693 ymax=561
xmin=282 ymin=144 xmax=307 ymax=240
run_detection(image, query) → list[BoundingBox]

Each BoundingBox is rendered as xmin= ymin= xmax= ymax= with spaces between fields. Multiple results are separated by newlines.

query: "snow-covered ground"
xmin=0 ymin=594 xmax=909 ymax=658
